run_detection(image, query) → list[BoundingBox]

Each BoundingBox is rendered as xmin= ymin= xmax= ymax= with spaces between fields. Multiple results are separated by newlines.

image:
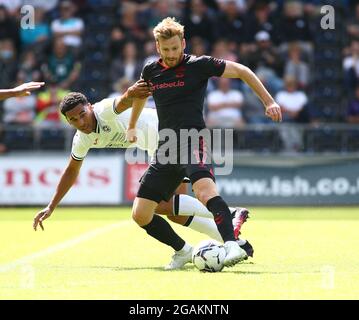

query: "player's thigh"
xmin=175 ymin=182 xmax=188 ymax=195
xmin=138 ymin=163 xmax=185 ymax=203
xmin=155 ymin=181 xmax=188 ymax=215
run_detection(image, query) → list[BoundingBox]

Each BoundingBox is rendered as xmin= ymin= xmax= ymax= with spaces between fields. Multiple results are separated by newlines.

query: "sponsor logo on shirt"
xmin=102 ymin=125 xmax=111 ymax=132
xmin=152 ymin=80 xmax=185 ymax=91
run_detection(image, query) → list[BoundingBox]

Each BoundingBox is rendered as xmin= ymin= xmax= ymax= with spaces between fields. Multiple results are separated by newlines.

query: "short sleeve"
xmin=93 ymin=98 xmax=118 ymax=118
xmin=71 ymin=132 xmax=90 ymax=161
xmin=140 ymin=62 xmax=152 ymax=82
xmin=196 ymin=55 xmax=226 ymax=78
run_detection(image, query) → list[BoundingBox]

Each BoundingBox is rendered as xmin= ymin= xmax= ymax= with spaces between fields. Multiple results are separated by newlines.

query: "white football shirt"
xmin=71 ymin=98 xmax=158 ymax=161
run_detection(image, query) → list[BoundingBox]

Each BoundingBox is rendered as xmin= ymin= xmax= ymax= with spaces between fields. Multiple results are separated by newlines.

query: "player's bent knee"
xmin=132 ymin=199 xmax=156 ymax=226
xmin=132 ymin=209 xmax=153 ymax=226
xmin=195 ymin=191 xmax=215 ymax=206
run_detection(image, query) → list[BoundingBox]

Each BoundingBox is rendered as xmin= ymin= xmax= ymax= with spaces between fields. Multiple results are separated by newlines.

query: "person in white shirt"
xmin=275 ymin=76 xmax=308 ymax=151
xmin=32 ymin=80 xmax=252 ymax=262
xmin=275 ymin=76 xmax=308 ymax=122
xmin=206 ymin=77 xmax=245 ymax=128
xmin=51 ymin=1 xmax=84 ymax=48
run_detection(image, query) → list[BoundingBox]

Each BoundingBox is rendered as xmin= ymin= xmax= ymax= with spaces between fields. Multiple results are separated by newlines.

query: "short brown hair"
xmin=60 ymin=92 xmax=88 ymax=115
xmin=153 ymin=17 xmax=184 ymax=41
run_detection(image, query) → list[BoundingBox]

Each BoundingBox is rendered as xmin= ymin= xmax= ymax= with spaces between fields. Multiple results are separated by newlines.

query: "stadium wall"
xmin=1 ymin=153 xmax=359 ymax=206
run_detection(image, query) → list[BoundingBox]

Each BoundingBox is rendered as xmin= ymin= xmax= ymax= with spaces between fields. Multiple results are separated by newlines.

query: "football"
xmin=192 ymin=240 xmax=226 ymax=272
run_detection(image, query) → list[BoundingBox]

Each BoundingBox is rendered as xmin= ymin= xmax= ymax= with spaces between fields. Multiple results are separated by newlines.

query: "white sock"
xmin=188 ymin=216 xmax=223 ymax=242
xmin=187 ymin=216 xmax=246 ymax=245
xmin=174 ymin=194 xmax=236 ymax=218
xmin=178 ymin=242 xmax=192 ymax=252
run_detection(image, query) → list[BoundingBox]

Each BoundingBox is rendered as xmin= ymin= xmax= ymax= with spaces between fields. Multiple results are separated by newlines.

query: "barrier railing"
xmin=1 ymin=123 xmax=358 ymax=153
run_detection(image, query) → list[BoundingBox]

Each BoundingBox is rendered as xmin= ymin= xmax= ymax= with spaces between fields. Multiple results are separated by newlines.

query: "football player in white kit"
xmin=33 ymin=80 xmax=253 ymax=264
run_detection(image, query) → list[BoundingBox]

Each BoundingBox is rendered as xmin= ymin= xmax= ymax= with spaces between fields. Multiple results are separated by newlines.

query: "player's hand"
xmin=33 ymin=206 xmax=53 ymax=231
xmin=126 ymin=128 xmax=137 ymax=143
xmin=12 ymin=82 xmax=45 ymax=97
xmin=265 ymin=103 xmax=282 ymax=122
xmin=127 ymin=80 xmax=152 ymax=99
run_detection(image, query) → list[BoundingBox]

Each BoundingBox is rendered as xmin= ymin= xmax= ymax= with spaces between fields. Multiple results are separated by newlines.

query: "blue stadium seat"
xmin=344 ymin=129 xmax=359 ymax=152
xmin=235 ymin=129 xmax=283 ymax=152
xmin=4 ymin=128 xmax=34 ymax=151
xmin=304 ymin=127 xmax=343 ymax=152
xmin=39 ymin=128 xmax=66 ymax=150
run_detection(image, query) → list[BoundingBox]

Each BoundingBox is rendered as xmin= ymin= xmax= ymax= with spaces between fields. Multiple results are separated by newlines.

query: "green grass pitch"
xmin=0 ymin=207 xmax=359 ymax=300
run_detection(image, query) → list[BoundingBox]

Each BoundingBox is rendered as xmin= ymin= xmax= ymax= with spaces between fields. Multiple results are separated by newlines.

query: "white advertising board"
xmin=0 ymin=155 xmax=123 ymax=205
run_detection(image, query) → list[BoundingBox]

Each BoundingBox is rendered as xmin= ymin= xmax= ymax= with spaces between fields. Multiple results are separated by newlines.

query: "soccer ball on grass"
xmin=192 ymin=240 xmax=226 ymax=272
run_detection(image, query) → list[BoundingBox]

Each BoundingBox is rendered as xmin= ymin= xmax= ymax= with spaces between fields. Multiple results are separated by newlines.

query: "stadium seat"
xmin=314 ymin=47 xmax=342 ymax=62
xmin=235 ymin=128 xmax=283 ymax=152
xmin=4 ymin=127 xmax=34 ymax=151
xmin=303 ymin=127 xmax=343 ymax=152
xmin=88 ymin=0 xmax=117 ymax=8
xmin=343 ymin=129 xmax=359 ymax=152
xmin=315 ymin=30 xmax=342 ymax=45
xmin=313 ymin=67 xmax=343 ymax=83
xmin=38 ymin=128 xmax=66 ymax=150
xmin=312 ymin=85 xmax=342 ymax=101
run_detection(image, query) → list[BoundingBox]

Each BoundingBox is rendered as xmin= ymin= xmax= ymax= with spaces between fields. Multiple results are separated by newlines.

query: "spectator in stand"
xmin=284 ymin=42 xmax=310 ymax=90
xmin=109 ymin=26 xmax=127 ymax=59
xmin=0 ymin=39 xmax=17 ymax=90
xmin=0 ymin=5 xmax=19 ymax=49
xmin=215 ymin=0 xmax=246 ymax=45
xmin=146 ymin=0 xmax=180 ymax=30
xmin=110 ymin=41 xmax=143 ymax=83
xmin=142 ymin=39 xmax=158 ymax=66
xmin=42 ymin=38 xmax=81 ymax=90
xmin=244 ymin=30 xmax=283 ymax=95
xmin=242 ymin=86 xmax=272 ymax=124
xmin=108 ymin=77 xmax=132 ymax=99
xmin=278 ymin=1 xmax=312 ymax=56
xmin=20 ymin=7 xmax=50 ymax=53
xmin=0 ymin=0 xmax=21 ymax=16
xmin=17 ymin=50 xmax=43 ymax=83
xmin=211 ymin=39 xmax=238 ymax=62
xmin=51 ymin=1 xmax=84 ymax=49
xmin=276 ymin=76 xmax=308 ymax=123
xmin=190 ymin=36 xmax=207 ymax=57
xmin=2 ymin=76 xmax=37 ymax=126
xmin=183 ymin=0 xmax=218 ymax=45
xmin=206 ymin=77 xmax=245 ymax=128
xmin=210 ymin=39 xmax=238 ymax=91
xmin=0 ymin=79 xmax=44 ymax=152
xmin=35 ymin=82 xmax=69 ymax=128
xmin=344 ymin=40 xmax=359 ymax=93
xmin=244 ymin=1 xmax=279 ymax=45
xmin=347 ymin=84 xmax=359 ymax=124
xmin=275 ymin=76 xmax=308 ymax=151
xmin=346 ymin=3 xmax=359 ymax=43
xmin=21 ymin=0 xmax=59 ymax=14
xmin=114 ymin=1 xmax=147 ymax=45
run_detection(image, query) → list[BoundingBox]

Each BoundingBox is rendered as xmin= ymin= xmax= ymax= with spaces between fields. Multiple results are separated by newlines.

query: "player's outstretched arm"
xmin=114 ymin=79 xmax=152 ymax=115
xmin=0 ymin=82 xmax=45 ymax=101
xmin=33 ymin=157 xmax=83 ymax=231
xmin=126 ymin=97 xmax=147 ymax=143
xmin=222 ymin=61 xmax=282 ymax=122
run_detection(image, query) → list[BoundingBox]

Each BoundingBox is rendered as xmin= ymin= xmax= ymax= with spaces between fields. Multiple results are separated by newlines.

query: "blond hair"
xmin=153 ymin=17 xmax=184 ymax=41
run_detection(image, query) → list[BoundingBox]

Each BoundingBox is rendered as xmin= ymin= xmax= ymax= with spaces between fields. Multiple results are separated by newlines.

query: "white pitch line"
xmin=0 ymin=220 xmax=132 ymax=273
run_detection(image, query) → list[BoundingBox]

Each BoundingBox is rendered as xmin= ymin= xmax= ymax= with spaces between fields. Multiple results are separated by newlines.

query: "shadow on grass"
xmin=49 ymin=262 xmax=321 ymax=275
